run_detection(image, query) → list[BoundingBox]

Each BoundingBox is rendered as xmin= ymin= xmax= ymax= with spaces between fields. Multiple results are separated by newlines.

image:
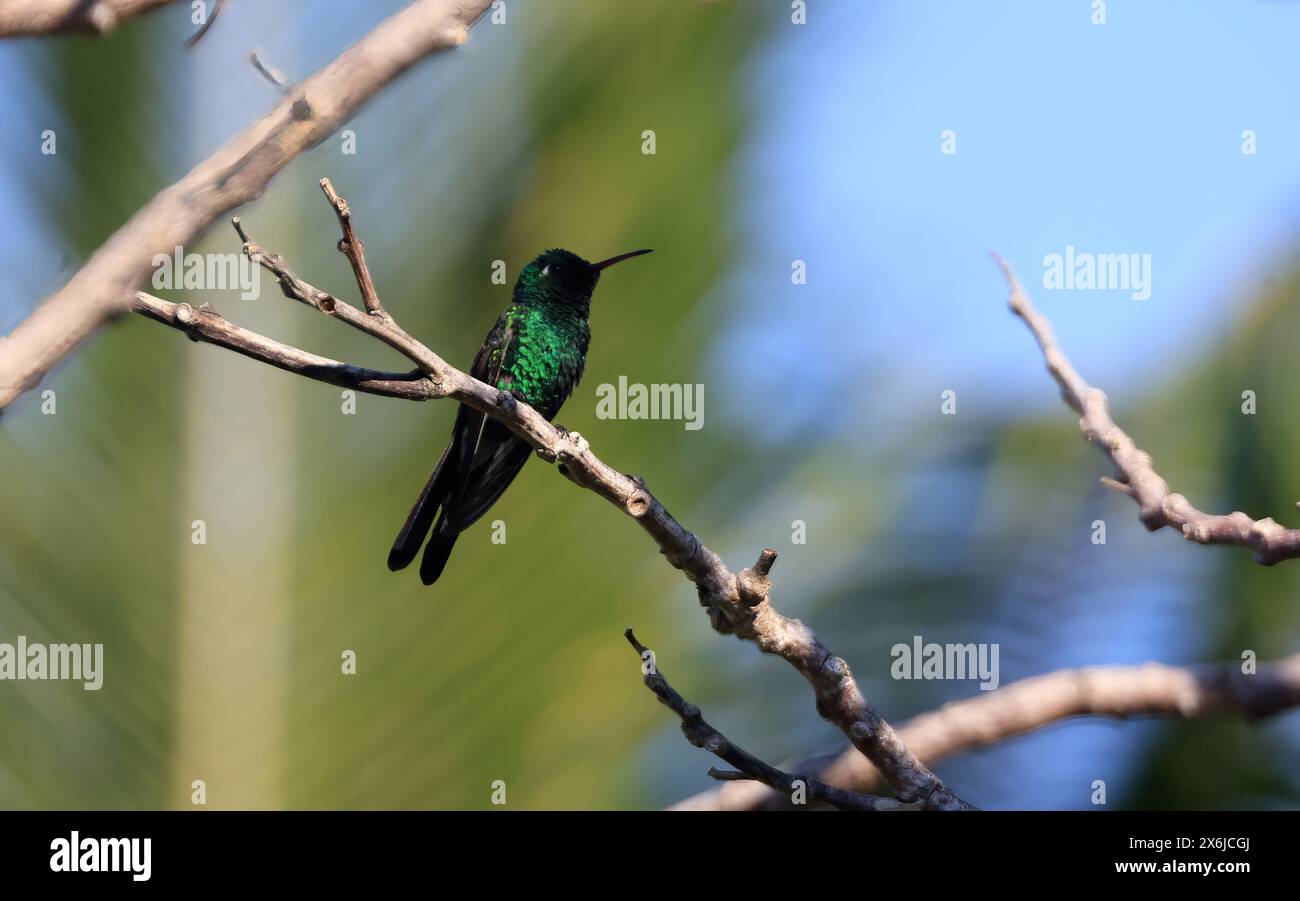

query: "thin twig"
xmin=994 ymin=253 xmax=1300 ymax=565
xmin=624 ymin=630 xmax=928 ymax=811
xmin=320 ymin=178 xmax=385 ymax=317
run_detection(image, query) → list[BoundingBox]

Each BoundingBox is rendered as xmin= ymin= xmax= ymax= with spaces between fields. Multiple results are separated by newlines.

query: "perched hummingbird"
xmin=388 ymin=247 xmax=653 ymax=585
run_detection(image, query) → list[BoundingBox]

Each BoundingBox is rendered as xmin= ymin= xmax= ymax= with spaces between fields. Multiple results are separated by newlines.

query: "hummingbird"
xmin=388 ymin=246 xmax=653 ymax=585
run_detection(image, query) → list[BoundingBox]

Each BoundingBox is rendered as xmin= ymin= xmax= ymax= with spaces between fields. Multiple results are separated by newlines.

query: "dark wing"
xmin=443 ymin=421 xmax=532 ymax=531
xmin=439 ymin=315 xmax=533 ymax=533
xmin=386 ymin=434 xmax=455 ymax=571
xmin=390 ymin=311 xmax=511 ymax=576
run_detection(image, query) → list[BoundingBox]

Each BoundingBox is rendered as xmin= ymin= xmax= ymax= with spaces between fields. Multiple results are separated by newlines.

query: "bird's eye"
xmin=542 ymin=263 xmax=559 ymax=276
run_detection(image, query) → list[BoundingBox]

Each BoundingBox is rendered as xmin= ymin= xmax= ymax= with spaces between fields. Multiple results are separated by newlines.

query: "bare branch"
xmin=130 ymin=292 xmax=436 ymax=401
xmin=624 ymin=630 xmax=929 ymax=811
xmin=712 ymin=549 xmax=976 ymax=809
xmin=130 ymin=181 xmax=975 ymax=811
xmin=320 ymin=177 xmax=385 ymax=317
xmin=0 ymin=0 xmax=176 ymax=36
xmin=993 ymin=254 xmax=1300 ymax=565
xmin=676 ymin=652 xmax=1300 ymax=811
xmin=230 ymin=215 xmax=437 ymax=374
xmin=0 ymin=0 xmax=494 ymax=415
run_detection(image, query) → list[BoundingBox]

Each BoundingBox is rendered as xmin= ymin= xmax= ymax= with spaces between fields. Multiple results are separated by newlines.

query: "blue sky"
xmin=719 ymin=0 xmax=1300 ymax=439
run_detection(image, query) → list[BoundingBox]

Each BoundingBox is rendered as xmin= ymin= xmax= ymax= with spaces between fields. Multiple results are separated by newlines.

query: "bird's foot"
xmin=539 ymin=426 xmax=588 ymax=474
xmin=560 ymin=428 xmax=588 ymax=457
xmin=535 ymin=427 xmax=560 ymax=463
xmin=548 ymin=425 xmax=570 ymax=473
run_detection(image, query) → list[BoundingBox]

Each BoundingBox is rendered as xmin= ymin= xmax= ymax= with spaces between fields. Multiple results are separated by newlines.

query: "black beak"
xmin=590 ymin=248 xmax=653 ymax=271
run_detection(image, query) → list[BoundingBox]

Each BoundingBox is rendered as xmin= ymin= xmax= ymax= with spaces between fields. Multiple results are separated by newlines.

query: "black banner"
xmin=0 ymin=810 xmax=1280 ymax=887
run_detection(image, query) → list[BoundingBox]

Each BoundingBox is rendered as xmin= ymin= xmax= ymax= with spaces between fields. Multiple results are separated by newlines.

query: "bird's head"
xmin=514 ymin=247 xmax=652 ymax=313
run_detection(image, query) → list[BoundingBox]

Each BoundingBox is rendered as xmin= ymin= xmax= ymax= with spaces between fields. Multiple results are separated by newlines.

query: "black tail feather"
xmin=390 ymin=402 xmax=531 ymax=585
xmin=418 ymin=516 xmax=459 ymax=585
xmin=388 ymin=442 xmax=454 ymax=572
